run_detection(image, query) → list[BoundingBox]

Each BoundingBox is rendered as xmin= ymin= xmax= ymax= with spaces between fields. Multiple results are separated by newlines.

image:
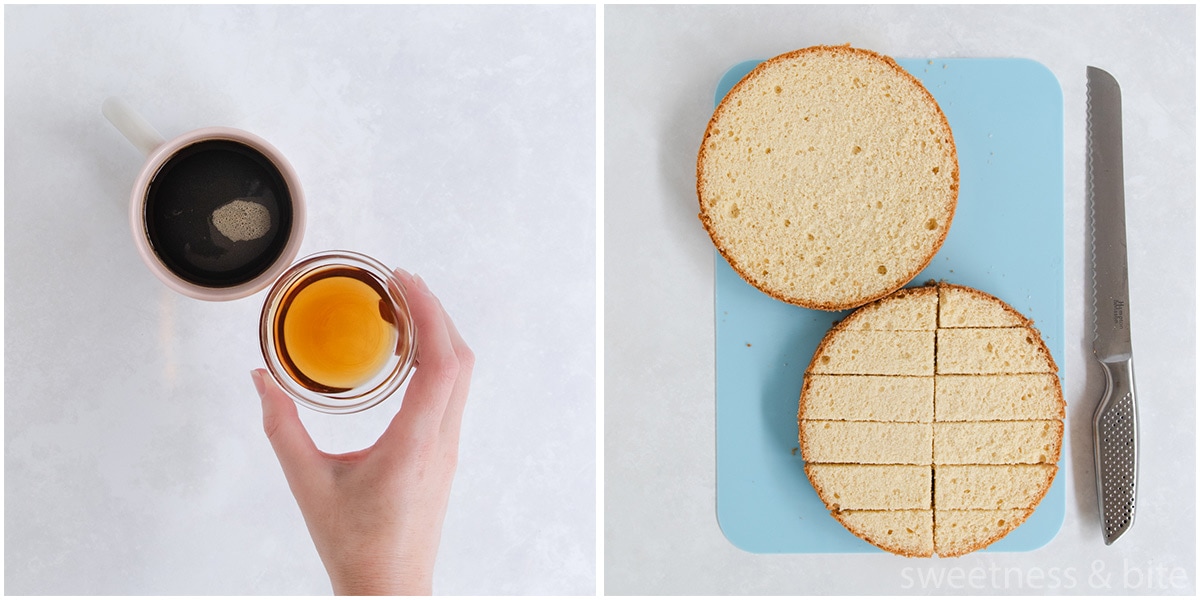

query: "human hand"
xmin=252 ymin=269 xmax=473 ymax=596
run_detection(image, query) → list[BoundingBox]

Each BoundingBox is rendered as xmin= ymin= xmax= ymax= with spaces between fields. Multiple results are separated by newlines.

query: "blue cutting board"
xmin=714 ymin=58 xmax=1065 ymax=553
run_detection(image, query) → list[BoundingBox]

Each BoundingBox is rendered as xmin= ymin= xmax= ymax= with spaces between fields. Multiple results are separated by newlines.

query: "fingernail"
xmin=393 ymin=267 xmax=411 ymax=279
xmin=251 ymin=370 xmax=266 ymax=397
xmin=413 ymin=274 xmax=430 ymax=295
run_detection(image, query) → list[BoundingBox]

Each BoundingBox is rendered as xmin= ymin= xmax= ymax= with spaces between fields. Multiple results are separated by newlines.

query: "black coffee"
xmin=144 ymin=139 xmax=293 ymax=287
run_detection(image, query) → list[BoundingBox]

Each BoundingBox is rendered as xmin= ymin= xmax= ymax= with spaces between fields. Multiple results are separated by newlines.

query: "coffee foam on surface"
xmin=212 ymin=198 xmax=271 ymax=242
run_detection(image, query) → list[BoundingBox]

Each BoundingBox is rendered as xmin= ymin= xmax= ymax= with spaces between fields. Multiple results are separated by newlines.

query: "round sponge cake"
xmin=797 ymin=282 xmax=1064 ymax=557
xmin=697 ymin=45 xmax=959 ymax=310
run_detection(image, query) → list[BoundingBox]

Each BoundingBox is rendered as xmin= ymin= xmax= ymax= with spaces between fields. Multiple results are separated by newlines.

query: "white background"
xmin=605 ymin=4 xmax=1195 ymax=595
xmin=5 ymin=5 xmax=594 ymax=595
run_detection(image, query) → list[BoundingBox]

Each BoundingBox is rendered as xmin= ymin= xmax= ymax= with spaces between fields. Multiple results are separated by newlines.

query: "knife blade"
xmin=1087 ymin=66 xmax=1138 ymax=545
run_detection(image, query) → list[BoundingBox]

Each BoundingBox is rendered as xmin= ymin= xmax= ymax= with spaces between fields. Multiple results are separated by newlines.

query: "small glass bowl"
xmin=259 ymin=250 xmax=416 ymax=414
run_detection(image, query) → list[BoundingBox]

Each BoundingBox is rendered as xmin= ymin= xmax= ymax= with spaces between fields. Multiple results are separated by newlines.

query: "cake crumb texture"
xmin=801 ymin=375 xmax=933 ymax=422
xmin=935 ymin=465 xmax=1057 ymax=510
xmin=835 ymin=510 xmax=934 ymax=558
xmin=934 ymin=421 xmax=1063 ymax=465
xmin=936 ymin=327 xmax=1058 ymax=374
xmin=806 ymin=464 xmax=932 ymax=510
xmin=801 ymin=421 xmax=932 ymax=465
xmin=809 ymin=331 xmax=934 ymax=376
xmin=935 ymin=374 xmax=1065 ymax=421
xmin=938 ymin=283 xmax=1031 ymax=328
xmin=934 ymin=509 xmax=1031 ymax=557
xmin=837 ymin=285 xmax=938 ymax=331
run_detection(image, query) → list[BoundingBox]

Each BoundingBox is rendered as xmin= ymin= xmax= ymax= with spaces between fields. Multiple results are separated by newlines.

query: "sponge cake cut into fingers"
xmin=799 ymin=282 xmax=1063 ymax=556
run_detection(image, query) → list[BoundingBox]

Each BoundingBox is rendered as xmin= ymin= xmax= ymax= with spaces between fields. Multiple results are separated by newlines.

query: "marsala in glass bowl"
xmin=260 ymin=250 xmax=416 ymax=414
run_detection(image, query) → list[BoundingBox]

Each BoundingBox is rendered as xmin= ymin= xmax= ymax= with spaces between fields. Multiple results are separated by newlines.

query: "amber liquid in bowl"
xmin=273 ymin=266 xmax=401 ymax=393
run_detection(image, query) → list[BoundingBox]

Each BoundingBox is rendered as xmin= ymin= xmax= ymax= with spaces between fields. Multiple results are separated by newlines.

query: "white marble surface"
xmin=5 ymin=4 xmax=594 ymax=595
xmin=605 ymin=4 xmax=1194 ymax=595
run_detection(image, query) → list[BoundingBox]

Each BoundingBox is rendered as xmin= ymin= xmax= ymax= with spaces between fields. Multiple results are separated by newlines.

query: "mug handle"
xmin=102 ymin=97 xmax=166 ymax=157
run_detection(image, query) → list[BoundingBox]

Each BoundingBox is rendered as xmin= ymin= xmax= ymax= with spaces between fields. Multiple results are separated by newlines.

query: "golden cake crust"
xmin=831 ymin=510 xmax=934 ymax=558
xmin=934 ymin=508 xmax=1035 ymax=558
xmin=937 ymin=282 xmax=1033 ymax=328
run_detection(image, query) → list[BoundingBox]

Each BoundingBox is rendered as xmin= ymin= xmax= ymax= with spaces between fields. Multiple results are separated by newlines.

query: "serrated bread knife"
xmin=1087 ymin=66 xmax=1137 ymax=545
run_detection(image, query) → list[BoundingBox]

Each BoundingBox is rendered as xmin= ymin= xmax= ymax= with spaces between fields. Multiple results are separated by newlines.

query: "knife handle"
xmin=1093 ymin=357 xmax=1138 ymax=545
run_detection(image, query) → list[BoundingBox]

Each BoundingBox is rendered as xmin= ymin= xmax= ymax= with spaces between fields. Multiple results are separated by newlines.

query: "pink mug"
xmin=103 ymin=97 xmax=306 ymax=301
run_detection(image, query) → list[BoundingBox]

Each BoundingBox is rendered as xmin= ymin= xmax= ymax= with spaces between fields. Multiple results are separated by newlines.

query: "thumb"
xmin=252 ymin=369 xmax=324 ymax=489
